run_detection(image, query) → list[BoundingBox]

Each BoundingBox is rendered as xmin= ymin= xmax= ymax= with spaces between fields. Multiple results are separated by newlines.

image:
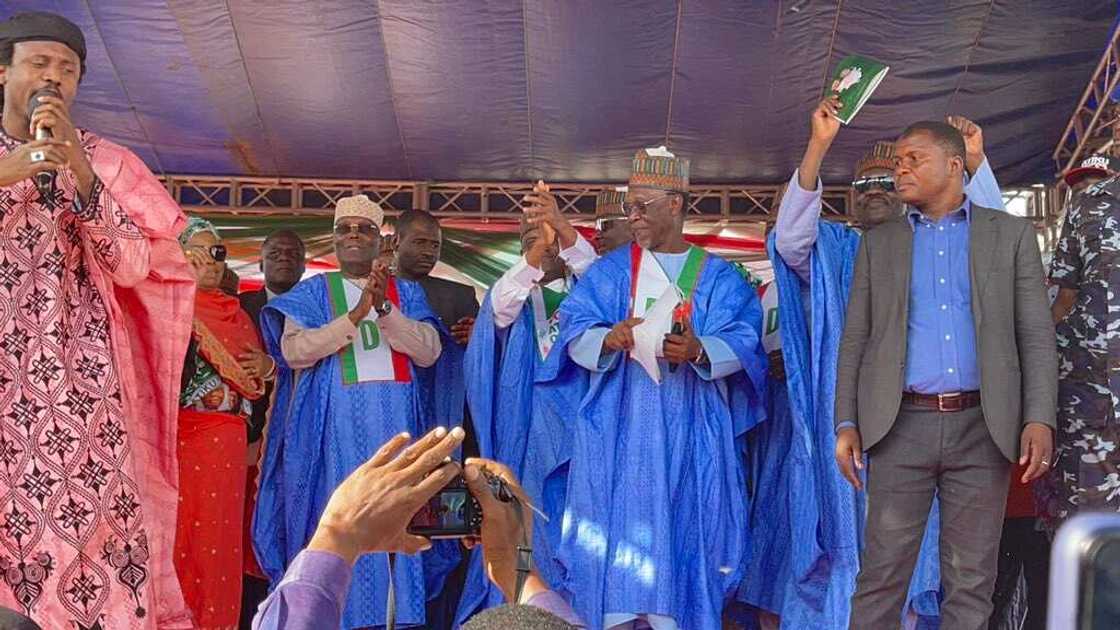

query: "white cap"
xmin=334 ymin=194 xmax=384 ymax=227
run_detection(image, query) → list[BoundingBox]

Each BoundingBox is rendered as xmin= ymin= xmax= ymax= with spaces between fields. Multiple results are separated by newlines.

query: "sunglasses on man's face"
xmin=192 ymin=244 xmax=227 ymax=262
xmin=851 ymin=175 xmax=896 ymax=194
xmin=334 ymin=222 xmax=378 ymax=236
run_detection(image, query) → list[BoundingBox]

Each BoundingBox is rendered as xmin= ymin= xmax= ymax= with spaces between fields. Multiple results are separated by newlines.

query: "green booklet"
xmin=829 ymin=54 xmax=889 ymax=125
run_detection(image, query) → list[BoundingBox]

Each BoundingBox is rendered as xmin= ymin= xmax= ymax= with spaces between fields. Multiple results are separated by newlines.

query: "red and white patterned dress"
xmin=0 ymin=129 xmax=170 ymax=629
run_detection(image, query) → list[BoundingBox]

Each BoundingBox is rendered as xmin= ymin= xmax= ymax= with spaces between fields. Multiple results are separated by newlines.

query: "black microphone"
xmin=668 ymin=317 xmax=684 ymax=374
xmin=28 ymin=88 xmax=59 ymax=200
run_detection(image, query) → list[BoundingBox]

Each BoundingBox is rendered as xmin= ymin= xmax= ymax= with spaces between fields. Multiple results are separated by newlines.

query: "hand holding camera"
xmin=307 ymin=427 xmax=550 ymax=606
xmin=462 ymin=458 xmax=547 ymax=604
xmin=306 ymin=426 xmax=465 ymax=564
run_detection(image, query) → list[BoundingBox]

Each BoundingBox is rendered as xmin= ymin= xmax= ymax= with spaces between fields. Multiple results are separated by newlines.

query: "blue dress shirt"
xmin=903 ymin=198 xmax=979 ymax=393
xmin=837 ymin=198 xmax=981 ymax=433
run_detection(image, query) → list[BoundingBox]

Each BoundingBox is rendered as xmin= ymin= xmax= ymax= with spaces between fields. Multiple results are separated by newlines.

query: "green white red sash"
xmin=326 ymin=272 xmax=411 ymax=384
xmin=759 ymin=281 xmax=780 ymax=353
xmin=530 ymin=280 xmax=568 ymax=361
xmin=628 ymin=243 xmax=707 ymax=323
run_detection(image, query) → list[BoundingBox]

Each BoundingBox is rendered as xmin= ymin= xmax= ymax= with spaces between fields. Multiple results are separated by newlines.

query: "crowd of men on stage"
xmin=2 ymin=9 xmax=1119 ymax=630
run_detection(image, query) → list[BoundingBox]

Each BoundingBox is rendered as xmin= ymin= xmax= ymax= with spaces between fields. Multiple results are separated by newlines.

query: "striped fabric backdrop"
xmin=199 ymin=215 xmax=770 ymax=294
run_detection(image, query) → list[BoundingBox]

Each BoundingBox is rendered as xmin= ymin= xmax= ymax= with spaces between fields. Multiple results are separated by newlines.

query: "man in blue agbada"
xmin=253 ymin=194 xmax=452 ymax=628
xmin=747 ymin=97 xmax=1005 ymax=628
xmin=456 ymin=181 xmax=598 ymax=623
xmin=554 ymin=147 xmax=768 ymax=630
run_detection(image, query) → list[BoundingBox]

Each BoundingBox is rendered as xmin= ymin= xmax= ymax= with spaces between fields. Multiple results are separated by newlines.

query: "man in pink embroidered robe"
xmin=0 ymin=12 xmax=193 ymax=629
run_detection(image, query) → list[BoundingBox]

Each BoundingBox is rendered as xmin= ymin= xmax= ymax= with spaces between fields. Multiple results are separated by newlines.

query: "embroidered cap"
xmin=595 ymin=187 xmax=627 ymax=219
xmin=334 ymin=194 xmax=384 ymax=228
xmin=1063 ymin=154 xmax=1119 ymax=186
xmin=629 ymin=146 xmax=689 ymax=193
xmin=854 ymin=140 xmax=896 ymax=179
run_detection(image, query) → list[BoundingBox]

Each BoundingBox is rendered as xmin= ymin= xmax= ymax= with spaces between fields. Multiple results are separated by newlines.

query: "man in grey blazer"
xmin=833 ymin=121 xmax=1057 ymax=630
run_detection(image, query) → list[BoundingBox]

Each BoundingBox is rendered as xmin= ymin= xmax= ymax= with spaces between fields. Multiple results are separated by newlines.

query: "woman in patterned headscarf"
xmin=176 ymin=217 xmax=273 ymax=628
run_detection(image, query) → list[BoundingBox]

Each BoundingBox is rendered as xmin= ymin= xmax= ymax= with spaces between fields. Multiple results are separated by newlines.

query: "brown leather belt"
xmin=902 ymin=390 xmax=981 ymax=412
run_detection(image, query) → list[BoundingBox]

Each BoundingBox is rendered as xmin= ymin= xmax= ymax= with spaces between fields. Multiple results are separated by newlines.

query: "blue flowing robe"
xmin=409 ymin=295 xmax=469 ymax=604
xmin=454 ymin=285 xmax=589 ymax=624
xmin=753 ymin=222 xmax=941 ymax=628
xmin=554 ymin=246 xmax=768 ymax=630
xmin=252 ymin=273 xmax=453 ymax=629
xmin=414 ymin=311 xmax=465 ymax=437
xmin=739 ymin=373 xmax=795 ymax=618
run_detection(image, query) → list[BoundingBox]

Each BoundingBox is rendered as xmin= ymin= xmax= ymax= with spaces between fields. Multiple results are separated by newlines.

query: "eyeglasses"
xmin=334 ymin=222 xmax=378 ymax=236
xmin=622 ymin=192 xmax=679 ymax=217
xmin=192 ymin=244 xmax=227 ymax=262
xmin=851 ymin=175 xmax=896 ymax=194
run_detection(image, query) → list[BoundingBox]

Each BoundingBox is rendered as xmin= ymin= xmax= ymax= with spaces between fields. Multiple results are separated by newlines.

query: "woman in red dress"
xmin=176 ymin=218 xmax=274 ymax=628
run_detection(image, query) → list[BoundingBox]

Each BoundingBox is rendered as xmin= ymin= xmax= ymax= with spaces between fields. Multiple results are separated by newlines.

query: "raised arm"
xmin=559 ymin=234 xmax=597 ymax=277
xmin=774 ymin=171 xmax=824 ymax=283
xmin=523 ymin=180 xmax=598 ymax=276
xmin=489 ymin=259 xmax=542 ymax=330
xmin=947 ymin=115 xmax=1005 ymax=211
xmin=774 ymin=96 xmax=842 ymax=282
xmin=25 ymin=97 xmax=153 ymax=287
xmin=964 ymin=157 xmax=1005 ymax=211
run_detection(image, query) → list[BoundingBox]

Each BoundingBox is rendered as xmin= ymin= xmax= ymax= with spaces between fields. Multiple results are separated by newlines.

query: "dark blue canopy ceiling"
xmin=0 ymin=1 xmax=1114 ymax=186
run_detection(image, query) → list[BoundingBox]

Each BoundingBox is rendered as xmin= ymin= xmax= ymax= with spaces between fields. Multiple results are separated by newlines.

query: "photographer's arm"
xmin=463 ymin=459 xmax=586 ymax=626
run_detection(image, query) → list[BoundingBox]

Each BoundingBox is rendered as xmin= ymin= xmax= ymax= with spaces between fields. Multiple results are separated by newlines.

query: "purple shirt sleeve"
xmin=774 ymin=169 xmax=823 ymax=283
xmin=249 ymin=550 xmax=586 ymax=629
xmin=251 ymin=550 xmax=352 ymax=630
xmin=525 ymin=590 xmax=587 ymax=627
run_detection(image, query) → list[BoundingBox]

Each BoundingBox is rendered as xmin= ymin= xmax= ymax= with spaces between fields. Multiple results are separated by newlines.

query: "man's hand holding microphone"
xmin=0 ymin=86 xmax=96 ymax=202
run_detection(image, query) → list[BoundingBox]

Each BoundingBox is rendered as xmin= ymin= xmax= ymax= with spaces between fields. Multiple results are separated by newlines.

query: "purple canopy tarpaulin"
xmin=1 ymin=0 xmax=1113 ymax=186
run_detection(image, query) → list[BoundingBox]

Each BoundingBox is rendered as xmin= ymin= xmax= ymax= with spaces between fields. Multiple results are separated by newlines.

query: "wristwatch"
xmin=375 ymin=299 xmax=392 ymax=316
xmin=691 ymin=345 xmax=709 ymax=366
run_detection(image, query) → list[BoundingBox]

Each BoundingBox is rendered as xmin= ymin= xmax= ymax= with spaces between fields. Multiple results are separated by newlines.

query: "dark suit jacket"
xmin=834 ymin=205 xmax=1058 ymax=461
xmin=415 ymin=275 xmax=480 ymax=328
xmin=415 ymin=275 xmax=480 ymax=457
xmin=240 ymin=287 xmax=268 ymax=327
xmin=239 ymin=288 xmax=271 ymax=443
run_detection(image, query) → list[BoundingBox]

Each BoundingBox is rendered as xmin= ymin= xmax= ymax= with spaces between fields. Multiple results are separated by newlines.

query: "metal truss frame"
xmin=1053 ymin=23 xmax=1120 ymax=176
xmin=163 ymin=174 xmax=855 ymax=223
xmin=162 ymin=174 xmax=1060 ymax=230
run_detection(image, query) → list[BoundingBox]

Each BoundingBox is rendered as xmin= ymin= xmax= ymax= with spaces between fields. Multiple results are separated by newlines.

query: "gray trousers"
xmin=850 ymin=403 xmax=1012 ymax=630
